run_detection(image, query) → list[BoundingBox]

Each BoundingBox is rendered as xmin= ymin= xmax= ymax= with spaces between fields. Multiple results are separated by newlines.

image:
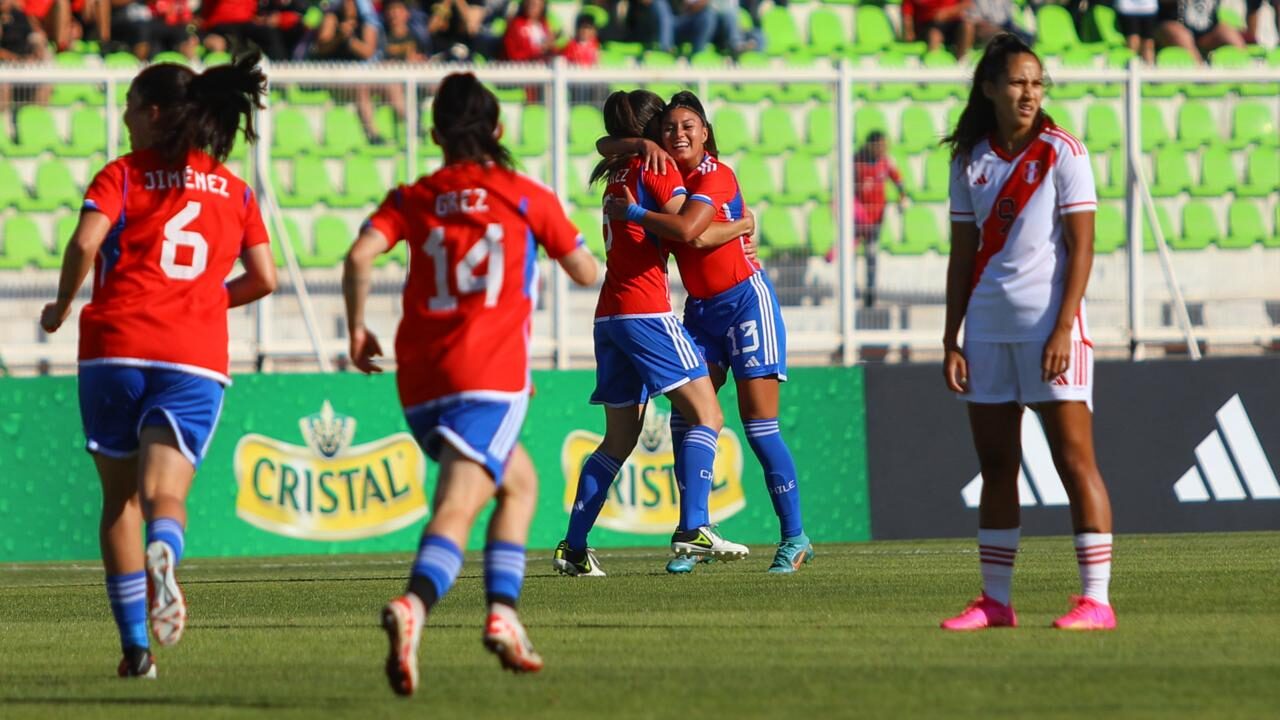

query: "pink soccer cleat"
xmin=381 ymin=596 xmax=423 ymax=696
xmin=483 ymin=606 xmax=543 ymax=673
xmin=940 ymin=594 xmax=1018 ymax=631
xmin=1052 ymin=595 xmax=1117 ymax=630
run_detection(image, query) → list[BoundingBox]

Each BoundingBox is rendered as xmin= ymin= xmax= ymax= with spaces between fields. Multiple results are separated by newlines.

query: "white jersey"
xmin=949 ymin=121 xmax=1097 ymax=342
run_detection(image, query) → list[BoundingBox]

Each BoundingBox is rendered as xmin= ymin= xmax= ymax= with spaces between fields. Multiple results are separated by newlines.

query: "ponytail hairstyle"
xmin=941 ymin=33 xmax=1051 ymax=161
xmin=131 ymin=50 xmax=267 ymax=166
xmin=431 ymin=72 xmax=515 ymax=170
xmin=664 ymin=90 xmax=718 ymax=157
xmin=589 ymin=89 xmax=666 ymax=186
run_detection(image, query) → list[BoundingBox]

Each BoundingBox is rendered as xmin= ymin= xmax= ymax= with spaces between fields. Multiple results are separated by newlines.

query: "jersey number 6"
xmin=160 ymin=201 xmax=209 ymax=280
xmin=423 ymin=223 xmax=505 ymax=312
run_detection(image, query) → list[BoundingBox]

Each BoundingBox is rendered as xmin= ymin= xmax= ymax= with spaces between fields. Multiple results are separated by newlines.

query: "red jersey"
xmin=79 ymin=148 xmax=270 ymax=383
xmin=201 ymin=0 xmax=257 ymax=27
xmin=595 ymin=156 xmax=687 ymax=318
xmin=902 ymin=0 xmax=964 ymax=25
xmin=366 ymin=162 xmax=583 ymax=409
xmin=668 ymin=154 xmax=759 ymax=299
xmin=854 ymin=154 xmax=902 ymax=212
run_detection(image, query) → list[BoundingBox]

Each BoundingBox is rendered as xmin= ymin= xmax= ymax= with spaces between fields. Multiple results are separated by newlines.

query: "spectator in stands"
xmin=710 ymin=0 xmax=744 ymax=56
xmin=502 ymin=0 xmax=555 ymax=62
xmin=384 ymin=0 xmax=428 ymax=61
xmin=107 ymin=0 xmax=156 ymax=59
xmin=148 ymin=0 xmax=199 ymax=59
xmin=201 ymin=0 xmax=289 ymax=59
xmin=0 ymin=0 xmax=51 ymax=107
xmin=425 ymin=0 xmax=486 ymax=61
xmin=312 ymin=0 xmax=385 ymax=142
xmin=1155 ymin=0 xmax=1245 ymax=63
xmin=1244 ymin=0 xmax=1278 ymax=44
xmin=259 ymin=0 xmax=313 ymax=61
xmin=829 ymin=130 xmax=906 ymax=309
xmin=629 ymin=0 xmax=716 ymax=55
xmin=967 ymin=0 xmax=1033 ymax=47
xmin=902 ymin=0 xmax=974 ymax=59
xmin=1115 ymin=0 xmax=1158 ymax=63
xmin=561 ymin=11 xmax=600 ymax=66
xmin=20 ymin=0 xmax=73 ymax=51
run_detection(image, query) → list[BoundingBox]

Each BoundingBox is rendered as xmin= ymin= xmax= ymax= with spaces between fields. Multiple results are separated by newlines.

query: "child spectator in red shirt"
xmin=561 ymin=11 xmax=599 ymax=65
xmin=828 ymin=130 xmax=906 ymax=309
xmin=502 ymin=0 xmax=555 ymax=62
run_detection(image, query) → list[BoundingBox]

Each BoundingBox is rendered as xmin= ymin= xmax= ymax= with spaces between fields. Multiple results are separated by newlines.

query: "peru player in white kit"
xmin=939 ymin=35 xmax=1117 ymax=632
xmin=342 ymin=73 xmax=597 ymax=695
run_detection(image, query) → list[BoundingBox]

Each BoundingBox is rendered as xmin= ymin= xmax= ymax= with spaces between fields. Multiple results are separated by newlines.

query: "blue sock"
xmin=105 ymin=571 xmax=149 ymax=652
xmin=407 ymin=534 xmax=463 ymax=610
xmin=484 ymin=541 xmax=526 ymax=608
xmin=565 ymin=451 xmax=623 ymax=551
xmin=147 ymin=517 xmax=185 ymax=565
xmin=678 ymin=425 xmax=719 ymax=531
xmin=745 ymin=418 xmax=804 ymax=539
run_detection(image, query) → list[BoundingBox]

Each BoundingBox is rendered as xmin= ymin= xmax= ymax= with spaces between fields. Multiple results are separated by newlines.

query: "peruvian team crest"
xmin=1024 ymin=161 xmax=1041 ymax=183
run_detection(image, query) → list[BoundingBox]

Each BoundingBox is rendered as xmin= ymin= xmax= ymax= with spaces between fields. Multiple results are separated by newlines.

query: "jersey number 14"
xmin=423 ymin=223 xmax=505 ymax=312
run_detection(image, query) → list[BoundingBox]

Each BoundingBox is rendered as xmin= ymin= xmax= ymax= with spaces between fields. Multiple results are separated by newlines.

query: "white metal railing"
xmin=0 ymin=61 xmax=1277 ymax=374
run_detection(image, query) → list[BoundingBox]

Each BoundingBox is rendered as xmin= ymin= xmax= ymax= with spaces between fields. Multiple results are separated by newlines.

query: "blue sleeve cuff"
xmin=625 ymin=203 xmax=648 ymax=222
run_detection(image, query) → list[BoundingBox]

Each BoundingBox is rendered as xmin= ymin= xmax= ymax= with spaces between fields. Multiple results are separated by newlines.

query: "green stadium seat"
xmin=22 ymin=161 xmax=80 ymax=211
xmin=322 ymin=107 xmax=384 ymax=159
xmin=899 ymin=106 xmax=937 ymax=154
xmin=312 ymin=215 xmax=352 ymax=267
xmin=278 ymin=157 xmax=336 ymax=208
xmin=854 ymin=106 xmax=887 ymax=145
xmin=804 ymin=106 xmax=835 ymax=156
xmin=1140 ymin=104 xmax=1170 ymax=152
xmin=713 ymin=107 xmax=752 ymax=155
xmin=202 ymin=51 xmax=232 ymax=66
xmin=104 ymin=52 xmax=140 ymax=69
xmin=55 ymin=213 xmax=77 ymax=258
xmin=1150 ymin=147 xmax=1191 ymax=197
xmin=1270 ymin=205 xmax=1280 ymax=248
xmin=514 ymin=105 xmax=548 ymax=158
xmin=807 ymin=205 xmax=835 ymax=257
xmin=285 ymin=85 xmax=331 ymax=106
xmin=916 ymin=152 xmax=950 ymax=202
xmin=761 ymin=7 xmax=802 ymax=57
xmin=0 ymin=216 xmax=54 ymax=269
xmin=50 ymin=52 xmax=104 ymax=106
xmin=852 ymin=6 xmax=895 ymax=55
xmin=775 ymin=155 xmax=828 ymax=205
xmin=61 ymin=107 xmax=107 ymax=157
xmin=885 ymin=148 xmax=914 ymax=202
xmin=1210 ymin=46 xmax=1276 ymax=96
xmin=760 ymin=206 xmax=802 ymax=257
xmin=1035 ymin=5 xmax=1081 ymax=55
xmin=1083 ymin=104 xmax=1122 ymax=153
xmin=569 ymin=105 xmax=606 ymax=156
xmin=567 ymin=160 xmax=599 ymax=209
xmin=691 ymin=51 xmax=733 ymax=101
xmin=1095 ymin=150 xmax=1127 ymax=200
xmin=1176 ymin=104 xmax=1219 ymax=150
xmin=11 ymin=106 xmax=61 ymax=157
xmin=888 ymin=206 xmax=942 ymax=255
xmin=331 ymin=155 xmax=383 ymax=209
xmin=272 ymin=109 xmax=314 ymax=158
xmin=371 ymin=105 xmax=404 ymax=148
xmin=1141 ymin=203 xmax=1176 ymax=251
xmin=1222 ymin=202 xmax=1266 ymax=249
xmin=807 ymin=8 xmax=846 ymax=56
xmin=0 ymin=161 xmax=28 ymax=210
xmin=725 ymin=52 xmax=772 ymax=103
xmin=1189 ymin=146 xmax=1235 ymax=198
xmin=1044 ymin=105 xmax=1077 ymax=137
xmin=1238 ymin=148 xmax=1280 ymax=197
xmin=1054 ymin=48 xmax=1097 ymax=100
xmin=1176 ymin=202 xmax=1219 ymax=250
xmin=637 ymin=51 xmax=682 ymax=99
xmin=570 ymin=207 xmax=605 ymax=259
xmin=857 ymin=52 xmax=911 ymax=103
xmin=1094 ymin=204 xmax=1125 ymax=254
xmin=268 ymin=217 xmax=306 ymax=268
xmin=736 ymin=154 xmax=776 ymax=206
xmin=757 ymin=107 xmax=800 ymax=155
xmin=1086 ymin=5 xmax=1126 ymax=48
xmin=1228 ymin=102 xmax=1276 ymax=150
xmin=911 ymin=50 xmax=965 ymax=102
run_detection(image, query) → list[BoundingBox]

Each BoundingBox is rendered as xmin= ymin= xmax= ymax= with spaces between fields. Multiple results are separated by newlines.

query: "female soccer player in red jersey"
xmin=40 ymin=52 xmax=277 ymax=677
xmin=603 ymin=91 xmax=812 ymax=575
xmin=939 ymin=34 xmax=1116 ymax=631
xmin=342 ymin=72 xmax=597 ymax=695
xmin=553 ymin=90 xmax=753 ymax=578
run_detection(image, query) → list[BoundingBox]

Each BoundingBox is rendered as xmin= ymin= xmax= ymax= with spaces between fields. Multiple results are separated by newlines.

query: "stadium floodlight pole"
xmin=836 ymin=59 xmax=856 ymax=366
xmin=550 ymin=57 xmax=571 ymax=370
xmin=1124 ymin=58 xmax=1144 ymax=361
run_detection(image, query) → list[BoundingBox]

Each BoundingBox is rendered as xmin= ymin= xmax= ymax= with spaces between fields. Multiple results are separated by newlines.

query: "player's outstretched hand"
xmin=40 ymin=302 xmax=69 ymax=334
xmin=639 ymin=139 xmax=673 ymax=175
xmin=1041 ymin=328 xmax=1071 ymax=383
xmin=350 ymin=326 xmax=384 ymax=374
xmin=943 ymin=346 xmax=968 ymax=393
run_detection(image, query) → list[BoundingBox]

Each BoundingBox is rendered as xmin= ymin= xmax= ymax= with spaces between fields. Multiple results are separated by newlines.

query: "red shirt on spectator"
xmin=854 ymin=155 xmax=902 ymax=217
xmin=560 ymin=37 xmax=599 ymax=66
xmin=202 ymin=0 xmax=258 ymax=28
xmin=902 ymin=0 xmax=964 ymax=25
xmin=502 ymin=15 xmax=552 ymax=62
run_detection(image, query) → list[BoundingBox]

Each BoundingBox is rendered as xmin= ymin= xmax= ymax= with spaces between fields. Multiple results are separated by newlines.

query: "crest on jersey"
xmin=1024 ymin=161 xmax=1041 ymax=183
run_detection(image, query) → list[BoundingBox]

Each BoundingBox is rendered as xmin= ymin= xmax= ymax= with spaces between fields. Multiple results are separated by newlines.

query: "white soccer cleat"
xmin=670 ymin=525 xmax=749 ymax=560
xmin=483 ymin=605 xmax=543 ymax=673
xmin=145 ymin=541 xmax=186 ymax=647
xmin=382 ymin=595 xmax=423 ymax=696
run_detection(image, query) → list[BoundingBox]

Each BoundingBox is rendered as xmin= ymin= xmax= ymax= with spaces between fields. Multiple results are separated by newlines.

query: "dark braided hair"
xmin=131 ymin=50 xmax=266 ymax=165
xmin=589 ymin=89 xmax=666 ymax=186
xmin=942 ymin=33 xmax=1053 ymax=161
xmin=432 ymin=72 xmax=515 ymax=170
xmin=664 ymin=90 xmax=718 ymax=157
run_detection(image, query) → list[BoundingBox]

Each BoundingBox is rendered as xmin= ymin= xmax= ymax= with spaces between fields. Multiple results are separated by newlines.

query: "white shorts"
xmin=961 ymin=338 xmax=1094 ymax=410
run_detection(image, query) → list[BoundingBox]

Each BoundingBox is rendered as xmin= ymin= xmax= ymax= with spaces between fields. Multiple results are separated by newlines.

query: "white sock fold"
xmin=978 ymin=527 xmax=1021 ymax=606
xmin=1074 ymin=532 xmax=1113 ymax=606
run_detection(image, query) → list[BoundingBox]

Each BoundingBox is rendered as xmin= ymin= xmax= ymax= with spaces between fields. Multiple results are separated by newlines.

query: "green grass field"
xmin=2 ymin=533 xmax=1277 ymax=719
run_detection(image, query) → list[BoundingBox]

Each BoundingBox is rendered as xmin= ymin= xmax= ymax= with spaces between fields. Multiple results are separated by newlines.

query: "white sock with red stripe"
xmin=1074 ymin=533 xmax=1113 ymax=605
xmin=978 ymin=527 xmax=1020 ymax=606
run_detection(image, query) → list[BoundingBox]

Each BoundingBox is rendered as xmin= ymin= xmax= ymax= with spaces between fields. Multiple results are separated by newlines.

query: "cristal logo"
xmin=561 ymin=404 xmax=746 ymax=534
xmin=233 ymin=401 xmax=428 ymax=540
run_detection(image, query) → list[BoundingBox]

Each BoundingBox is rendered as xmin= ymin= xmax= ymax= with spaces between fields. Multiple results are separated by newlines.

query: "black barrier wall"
xmin=866 ymin=357 xmax=1280 ymax=539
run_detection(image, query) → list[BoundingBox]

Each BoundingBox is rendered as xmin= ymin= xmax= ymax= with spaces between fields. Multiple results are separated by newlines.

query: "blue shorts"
xmin=79 ymin=364 xmax=226 ymax=468
xmin=683 ymin=270 xmax=788 ymax=381
xmin=590 ymin=314 xmax=709 ymax=407
xmin=404 ymin=392 xmax=528 ymax=483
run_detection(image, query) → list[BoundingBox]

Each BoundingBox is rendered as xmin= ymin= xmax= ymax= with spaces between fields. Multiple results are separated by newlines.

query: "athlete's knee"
xmin=599 ymin=430 xmax=640 ymax=459
xmin=688 ymin=402 xmax=723 ymax=431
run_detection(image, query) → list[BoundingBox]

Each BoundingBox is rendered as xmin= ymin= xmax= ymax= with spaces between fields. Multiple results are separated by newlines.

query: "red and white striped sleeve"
xmin=948 ymin=155 xmax=975 ymax=223
xmin=1053 ymin=139 xmax=1097 ymax=216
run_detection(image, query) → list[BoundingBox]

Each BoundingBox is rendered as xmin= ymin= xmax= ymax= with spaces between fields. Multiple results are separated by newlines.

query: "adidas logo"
xmin=1173 ymin=395 xmax=1279 ymax=503
xmin=961 ymin=412 xmax=1068 ymax=507
xmin=975 ymin=174 xmax=988 ymax=186
xmin=744 ymin=357 xmax=761 ymax=368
